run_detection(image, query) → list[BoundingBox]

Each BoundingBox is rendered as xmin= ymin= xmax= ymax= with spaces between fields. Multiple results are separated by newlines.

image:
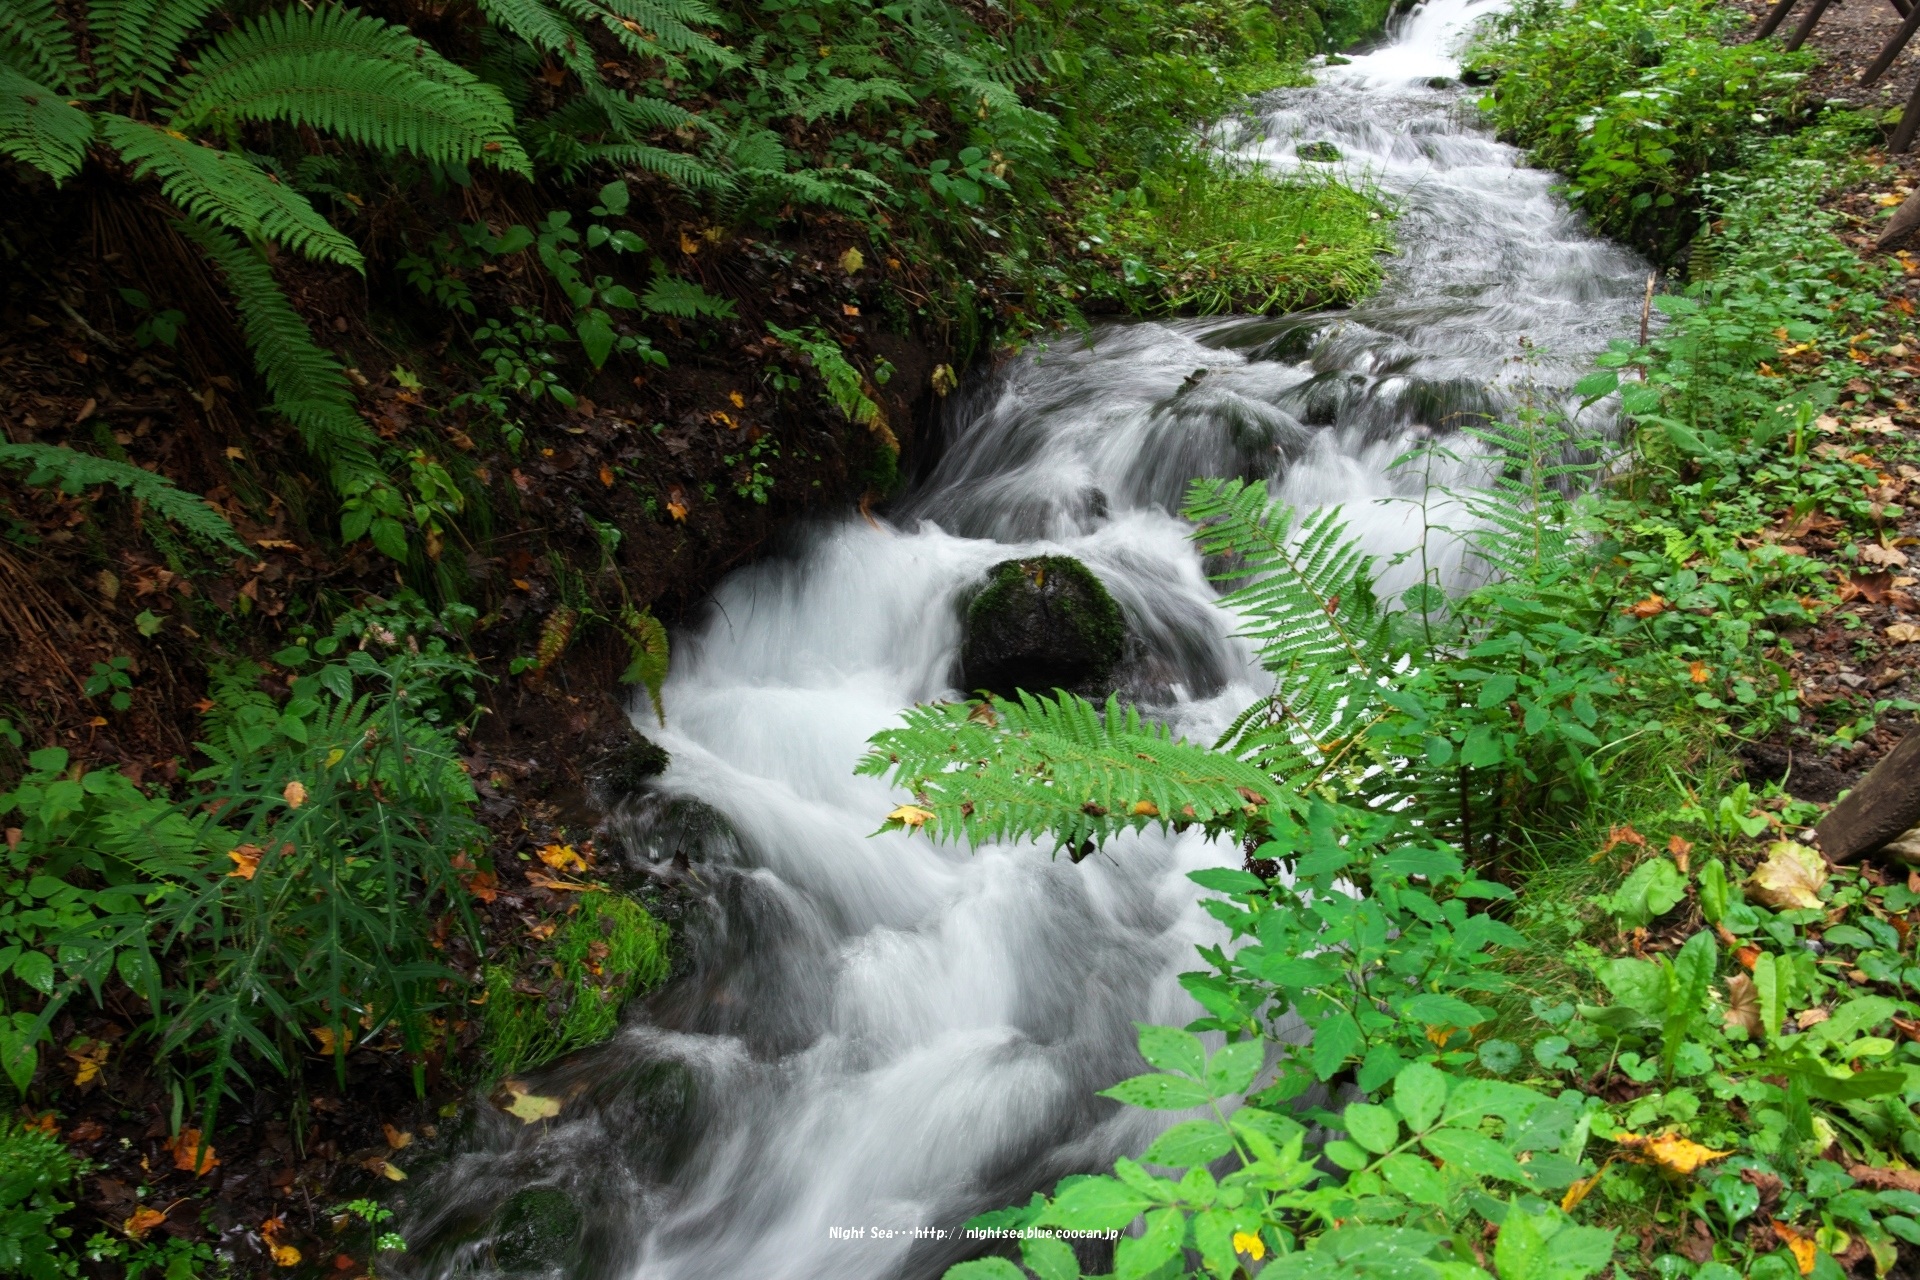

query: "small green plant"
xmin=0 ymin=1118 xmax=78 ymax=1280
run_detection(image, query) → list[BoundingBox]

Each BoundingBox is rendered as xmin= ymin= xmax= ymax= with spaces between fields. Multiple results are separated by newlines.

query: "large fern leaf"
xmin=1184 ymin=477 xmax=1397 ymax=785
xmin=0 ymin=0 xmax=84 ymax=91
xmin=0 ymin=64 xmax=91 ymax=181
xmin=166 ymin=6 xmax=531 ymax=177
xmin=0 ymin=443 xmax=249 ymax=555
xmin=177 ymin=218 xmax=384 ymax=495
xmin=86 ymin=0 xmax=219 ymax=97
xmin=102 ymin=117 xmax=363 ymax=268
xmin=858 ymin=692 xmax=1282 ymax=857
xmin=588 ymin=0 xmax=733 ymax=63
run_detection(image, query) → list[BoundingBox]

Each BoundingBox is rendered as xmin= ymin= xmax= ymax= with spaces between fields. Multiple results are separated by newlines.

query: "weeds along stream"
xmin=398 ymin=2 xmax=1650 ymax=1276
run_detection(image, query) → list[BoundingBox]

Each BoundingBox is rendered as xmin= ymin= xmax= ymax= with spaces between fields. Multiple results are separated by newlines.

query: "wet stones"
xmin=589 ymin=732 xmax=672 ymax=802
xmin=491 ymin=1187 xmax=582 ymax=1271
xmin=1297 ymin=141 xmax=1342 ymax=162
xmin=960 ymin=556 xmax=1125 ymax=700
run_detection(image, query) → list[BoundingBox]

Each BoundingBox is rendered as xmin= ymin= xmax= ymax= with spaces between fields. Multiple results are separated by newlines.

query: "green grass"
xmin=482 ymin=893 xmax=670 ymax=1077
xmin=1085 ymin=159 xmax=1393 ymax=314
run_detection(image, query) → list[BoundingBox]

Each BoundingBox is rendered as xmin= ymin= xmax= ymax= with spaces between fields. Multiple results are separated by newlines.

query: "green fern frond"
xmin=102 ymin=117 xmax=363 ymax=268
xmin=858 ymin=692 xmax=1282 ymax=857
xmin=167 ymin=6 xmax=530 ymax=177
xmin=1184 ymin=477 xmax=1396 ymax=783
xmin=589 ymin=0 xmax=734 ymax=63
xmin=617 ymin=605 xmax=668 ymax=725
xmin=797 ymin=74 xmax=914 ymax=122
xmin=177 ymin=217 xmax=384 ymax=495
xmin=0 ymin=443 xmax=249 ymax=555
xmin=86 ymin=0 xmax=218 ymax=97
xmin=0 ymin=0 xmax=84 ymax=91
xmin=583 ymin=141 xmax=729 ymax=189
xmin=0 ymin=64 xmax=92 ymax=181
xmin=640 ymin=271 xmax=736 ymax=319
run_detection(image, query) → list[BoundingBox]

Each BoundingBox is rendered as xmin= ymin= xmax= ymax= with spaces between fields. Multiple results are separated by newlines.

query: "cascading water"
xmin=405 ymin=4 xmax=1650 ymax=1276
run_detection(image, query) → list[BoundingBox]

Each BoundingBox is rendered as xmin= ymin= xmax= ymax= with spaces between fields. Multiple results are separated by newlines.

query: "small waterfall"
xmin=403 ymin=4 xmax=1648 ymax=1276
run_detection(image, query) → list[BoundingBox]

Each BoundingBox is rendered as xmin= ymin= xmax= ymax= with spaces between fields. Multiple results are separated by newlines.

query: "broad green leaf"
xmin=1380 ymin=1153 xmax=1451 ymax=1207
xmin=1114 ymin=1207 xmax=1185 ymax=1280
xmin=1019 ymin=1235 xmax=1081 ymax=1280
xmin=1493 ymin=1202 xmax=1551 ymax=1280
xmin=1422 ymin=1127 xmax=1529 ymax=1185
xmin=944 ymin=1262 xmax=1026 ymax=1280
xmin=1753 ymin=951 xmax=1784 ymax=1042
xmin=1137 ymin=1024 xmax=1205 ymax=1079
xmin=1311 ymin=1011 xmax=1362 ymax=1080
xmin=1101 ymin=1072 xmax=1211 ymax=1110
xmin=1394 ymin=1061 xmax=1449 ymax=1132
xmin=1039 ymin=1176 xmax=1151 ymax=1231
xmin=1141 ymin=1120 xmax=1234 ymax=1169
xmin=13 ymin=949 xmax=53 ymax=994
xmin=1343 ymin=1102 xmax=1400 ymax=1154
xmin=1204 ymin=1040 xmax=1262 ymax=1096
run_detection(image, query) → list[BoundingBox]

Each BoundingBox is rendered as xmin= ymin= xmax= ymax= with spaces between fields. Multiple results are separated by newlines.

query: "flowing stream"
xmin=407 ymin=4 xmax=1649 ymax=1276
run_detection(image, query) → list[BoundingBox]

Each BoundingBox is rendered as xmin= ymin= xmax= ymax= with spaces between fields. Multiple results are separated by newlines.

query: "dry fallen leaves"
xmin=1888 ymin=622 xmax=1920 ymax=644
xmin=282 ymin=780 xmax=307 ymax=809
xmin=1772 ymin=1220 xmax=1817 ymax=1275
xmin=1861 ymin=543 xmax=1910 ymax=568
xmin=361 ymin=1156 xmax=407 ymax=1181
xmin=1625 ymin=594 xmax=1669 ymax=618
xmin=123 ymin=1206 xmax=167 ymax=1239
xmin=311 ymin=1025 xmax=354 ymax=1056
xmin=1614 ymin=1131 xmax=1732 ymax=1176
xmin=538 ymin=843 xmax=589 ymax=873
xmin=1561 ymin=1161 xmax=1613 ymax=1213
xmin=262 ymin=1216 xmax=302 ymax=1268
xmin=1725 ymin=974 xmax=1762 ymax=1038
xmin=66 ymin=1036 xmax=109 ymax=1086
xmin=1688 ymin=660 xmax=1711 ymax=684
xmin=168 ymin=1128 xmax=219 ymax=1175
xmin=887 ymin=804 xmax=934 ymax=828
xmin=228 ymin=843 xmax=262 ymax=880
xmin=1747 ymin=841 xmax=1829 ymax=911
xmin=382 ymin=1123 xmax=412 ymax=1150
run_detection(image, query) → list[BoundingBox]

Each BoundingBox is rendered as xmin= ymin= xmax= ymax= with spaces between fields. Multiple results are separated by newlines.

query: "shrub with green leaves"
xmin=0 ymin=597 xmax=488 ymax=1116
xmin=1466 ymin=0 xmax=1812 ymax=256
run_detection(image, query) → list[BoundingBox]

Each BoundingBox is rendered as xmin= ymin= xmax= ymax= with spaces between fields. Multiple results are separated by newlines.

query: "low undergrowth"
xmin=861 ymin=77 xmax=1920 ymax=1280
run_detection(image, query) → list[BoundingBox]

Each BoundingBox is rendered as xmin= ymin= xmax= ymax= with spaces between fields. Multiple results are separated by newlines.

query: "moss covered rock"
xmin=960 ymin=556 xmax=1125 ymax=700
xmin=491 ymin=1187 xmax=581 ymax=1272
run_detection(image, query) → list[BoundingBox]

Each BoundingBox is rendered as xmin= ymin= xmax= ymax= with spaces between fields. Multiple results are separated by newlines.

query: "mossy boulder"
xmin=491 ymin=1187 xmax=581 ymax=1272
xmin=590 ymin=733 xmax=671 ymax=801
xmin=960 ymin=556 xmax=1125 ymax=700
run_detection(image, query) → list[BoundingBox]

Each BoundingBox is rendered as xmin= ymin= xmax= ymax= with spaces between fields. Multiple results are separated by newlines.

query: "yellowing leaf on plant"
xmin=538 ymin=844 xmax=589 ymax=873
xmin=228 ymin=844 xmax=262 ymax=879
xmin=123 ymin=1206 xmax=167 ymax=1239
xmin=1232 ymin=1231 xmax=1266 ymax=1261
xmin=283 ymin=780 xmax=307 ymax=809
xmin=1614 ymin=1131 xmax=1731 ymax=1176
xmin=324 ymin=748 xmax=345 ymax=768
xmin=887 ymin=804 xmax=934 ymax=829
xmin=1748 ymin=841 xmax=1828 ymax=911
xmin=1131 ymin=800 xmax=1159 ymax=817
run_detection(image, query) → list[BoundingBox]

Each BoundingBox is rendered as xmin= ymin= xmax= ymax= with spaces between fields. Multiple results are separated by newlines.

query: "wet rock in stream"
xmin=959 ymin=556 xmax=1126 ymax=700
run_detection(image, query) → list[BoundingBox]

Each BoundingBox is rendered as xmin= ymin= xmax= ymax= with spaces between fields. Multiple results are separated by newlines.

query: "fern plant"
xmin=0 ymin=0 xmax=527 ymax=547
xmin=0 ymin=442 xmax=249 ymax=556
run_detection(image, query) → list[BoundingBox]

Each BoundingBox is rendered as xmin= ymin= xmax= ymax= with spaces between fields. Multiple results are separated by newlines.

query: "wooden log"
xmin=1876 ymin=184 xmax=1920 ymax=247
xmin=1815 ymin=730 xmax=1920 ymax=862
xmin=1894 ymin=76 xmax=1920 ymax=153
xmin=1785 ymin=0 xmax=1837 ymax=50
xmin=1898 ymin=0 xmax=1915 ymax=21
xmin=1863 ymin=0 xmax=1920 ymax=85
xmin=1756 ymin=0 xmax=1803 ymax=37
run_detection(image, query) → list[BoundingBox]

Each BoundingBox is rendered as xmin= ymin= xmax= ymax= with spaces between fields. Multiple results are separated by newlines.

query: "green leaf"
xmin=1394 ymin=1061 xmax=1448 ymax=1132
xmin=1422 ymin=1127 xmax=1529 ymax=1185
xmin=1137 ymin=1024 xmax=1205 ymax=1079
xmin=1311 ymin=1011 xmax=1362 ymax=1081
xmin=944 ymin=1262 xmax=1027 ymax=1280
xmin=1099 ymin=1073 xmax=1211 ymax=1110
xmin=1114 ymin=1207 xmax=1184 ymax=1280
xmin=13 ymin=949 xmax=54 ymax=994
xmin=1019 ymin=1235 xmax=1081 ymax=1280
xmin=1754 ymin=951 xmax=1785 ymax=1042
xmin=1038 ymin=1176 xmax=1151 ymax=1231
xmin=1141 ymin=1120 xmax=1234 ymax=1168
xmin=1493 ymin=1202 xmax=1552 ymax=1280
xmin=1379 ymin=1153 xmax=1450 ymax=1207
xmin=1204 ymin=1040 xmax=1262 ymax=1096
xmin=576 ymin=309 xmax=615 ymax=369
xmin=1344 ymin=1102 xmax=1401 ymax=1155
xmin=1607 ymin=857 xmax=1686 ymax=928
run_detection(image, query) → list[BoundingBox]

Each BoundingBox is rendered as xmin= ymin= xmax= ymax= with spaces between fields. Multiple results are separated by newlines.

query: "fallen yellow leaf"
xmin=123 ymin=1206 xmax=167 ymax=1239
xmin=228 ymin=844 xmax=262 ymax=880
xmin=887 ymin=804 xmax=934 ymax=828
xmin=1773 ymin=1220 xmax=1817 ymax=1275
xmin=1561 ymin=1159 xmax=1613 ymax=1213
xmin=168 ymin=1128 xmax=219 ymax=1175
xmin=1614 ymin=1130 xmax=1731 ymax=1176
xmin=1688 ymin=660 xmax=1710 ymax=684
xmin=382 ymin=1123 xmax=412 ymax=1149
xmin=538 ymin=843 xmax=589 ymax=873
xmin=1748 ymin=841 xmax=1828 ymax=911
xmin=499 ymin=1081 xmax=563 ymax=1124
xmin=1625 ymin=594 xmax=1668 ymax=618
xmin=66 ymin=1037 xmax=108 ymax=1086
xmin=839 ymin=247 xmax=865 ymax=274
xmin=283 ymin=780 xmax=307 ymax=809
xmin=312 ymin=1025 xmax=354 ymax=1056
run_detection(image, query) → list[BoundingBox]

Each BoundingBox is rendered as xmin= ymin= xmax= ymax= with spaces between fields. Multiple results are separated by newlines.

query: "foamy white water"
xmin=403 ymin=4 xmax=1647 ymax=1276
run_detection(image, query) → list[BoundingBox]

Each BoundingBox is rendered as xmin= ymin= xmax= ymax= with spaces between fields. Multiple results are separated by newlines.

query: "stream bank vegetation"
xmin=0 ymin=0 xmax=1402 ymax=1270
xmin=867 ymin=17 xmax=1920 ymax=1280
